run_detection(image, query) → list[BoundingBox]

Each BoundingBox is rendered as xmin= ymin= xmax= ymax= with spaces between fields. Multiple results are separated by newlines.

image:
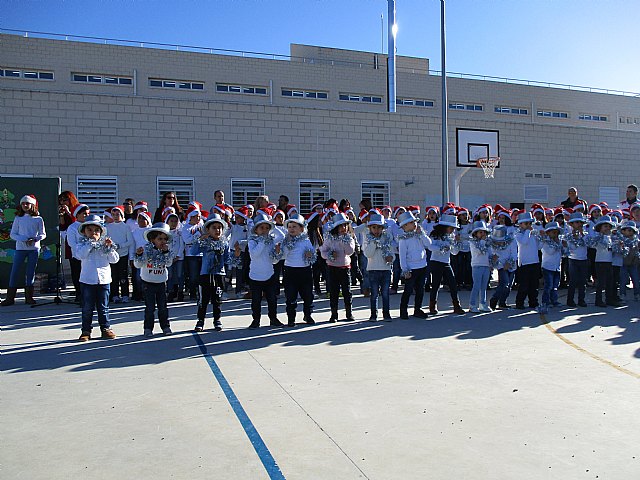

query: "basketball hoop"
xmin=476 ymin=156 xmax=500 ymax=178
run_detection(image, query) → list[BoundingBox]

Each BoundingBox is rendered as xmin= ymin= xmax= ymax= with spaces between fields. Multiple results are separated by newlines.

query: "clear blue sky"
xmin=3 ymin=0 xmax=639 ymax=93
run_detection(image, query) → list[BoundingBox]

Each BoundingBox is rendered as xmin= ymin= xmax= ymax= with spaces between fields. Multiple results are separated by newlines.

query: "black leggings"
xmin=198 ymin=274 xmax=224 ymax=322
xmin=515 ymin=263 xmax=540 ymax=308
xmin=400 ymin=266 xmax=427 ymax=312
xmin=327 ymin=266 xmax=352 ymax=317
xmin=429 ymin=261 xmax=458 ymax=303
xmin=110 ymin=255 xmax=129 ymax=299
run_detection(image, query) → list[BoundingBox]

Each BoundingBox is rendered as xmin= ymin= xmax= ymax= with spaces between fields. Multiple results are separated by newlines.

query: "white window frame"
xmin=157 ymin=177 xmax=195 ymax=210
xmin=231 ymin=178 xmax=265 ymax=208
xmin=216 ymin=83 xmax=268 ymax=96
xmin=361 ymin=181 xmax=390 ymax=208
xmin=72 ymin=73 xmax=132 ymax=86
xmin=299 ymin=180 xmax=330 ymax=214
xmin=76 ymin=175 xmax=118 ymax=212
xmin=0 ymin=68 xmax=54 ymax=80
xmin=281 ymin=88 xmax=329 ymax=100
xmin=524 ymin=185 xmax=548 ymax=203
xmin=149 ymin=78 xmax=204 ymax=90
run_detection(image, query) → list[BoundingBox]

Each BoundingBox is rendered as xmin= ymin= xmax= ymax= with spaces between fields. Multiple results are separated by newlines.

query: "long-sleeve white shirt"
xmin=515 ymin=229 xmax=540 ymax=266
xmin=540 ymin=240 xmax=563 ymax=272
xmin=427 ymin=234 xmax=459 ymax=264
xmin=469 ymin=239 xmax=491 ymax=267
xmin=106 ymin=221 xmax=134 ymax=258
xmin=66 ymin=221 xmax=83 ymax=259
xmin=10 ymin=214 xmax=46 ymax=251
xmin=363 ymin=231 xmax=394 ymax=271
xmin=76 ymin=239 xmax=119 ymax=284
xmin=181 ymin=222 xmax=203 ymax=257
xmin=491 ymin=241 xmax=518 ymax=272
xmin=248 ymin=235 xmax=280 ymax=281
xmin=282 ymin=235 xmax=315 ymax=268
xmin=399 ymin=231 xmax=431 ymax=272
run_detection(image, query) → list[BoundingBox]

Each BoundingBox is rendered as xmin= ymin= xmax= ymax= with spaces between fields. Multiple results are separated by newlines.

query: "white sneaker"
xmin=479 ymin=304 xmax=491 ymax=312
xmin=113 ymin=296 xmax=122 ymax=303
xmin=470 ymin=306 xmax=479 ymax=313
xmin=143 ymin=329 xmax=153 ymax=338
xmin=121 ymin=296 xmax=130 ymax=303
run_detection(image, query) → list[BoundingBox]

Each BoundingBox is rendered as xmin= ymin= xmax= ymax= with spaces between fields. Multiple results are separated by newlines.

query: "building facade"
xmin=1 ymin=32 xmax=639 ymax=212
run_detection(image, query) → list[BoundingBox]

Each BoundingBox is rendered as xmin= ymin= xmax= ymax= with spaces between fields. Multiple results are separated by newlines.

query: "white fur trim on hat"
xmin=20 ymin=195 xmax=37 ymax=205
xmin=73 ymin=204 xmax=90 ymax=217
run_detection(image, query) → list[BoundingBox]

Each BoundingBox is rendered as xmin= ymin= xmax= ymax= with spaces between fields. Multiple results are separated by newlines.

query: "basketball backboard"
xmin=456 ymin=128 xmax=500 ymax=167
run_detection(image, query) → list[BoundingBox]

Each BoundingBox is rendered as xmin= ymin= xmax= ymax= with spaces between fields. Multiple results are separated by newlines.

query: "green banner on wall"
xmin=0 ymin=177 xmax=61 ymax=289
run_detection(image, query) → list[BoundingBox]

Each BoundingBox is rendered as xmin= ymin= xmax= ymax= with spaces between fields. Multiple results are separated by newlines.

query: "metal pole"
xmin=387 ymin=0 xmax=396 ymax=113
xmin=440 ymin=0 xmax=449 ymax=205
xmin=381 ymin=13 xmax=384 ymax=53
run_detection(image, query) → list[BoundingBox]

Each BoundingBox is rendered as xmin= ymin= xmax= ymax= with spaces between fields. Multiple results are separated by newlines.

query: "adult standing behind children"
xmin=153 ymin=192 xmax=184 ymax=223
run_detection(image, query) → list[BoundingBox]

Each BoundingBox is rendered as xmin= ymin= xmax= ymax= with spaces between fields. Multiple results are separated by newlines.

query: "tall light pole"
xmin=440 ymin=0 xmax=449 ymax=205
xmin=387 ymin=0 xmax=397 ymax=113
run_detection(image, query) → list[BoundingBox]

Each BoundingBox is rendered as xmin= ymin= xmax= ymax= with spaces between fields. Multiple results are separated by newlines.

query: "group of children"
xmin=7 ymin=191 xmax=640 ymax=341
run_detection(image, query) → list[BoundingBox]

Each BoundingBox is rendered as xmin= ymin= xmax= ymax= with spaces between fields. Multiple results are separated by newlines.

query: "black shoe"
xmin=344 ymin=315 xmax=355 ymax=322
xmin=382 ymin=313 xmax=392 ymax=322
xmin=595 ymin=301 xmax=607 ymax=308
xmin=489 ymin=298 xmax=498 ymax=310
xmin=399 ymin=311 xmax=409 ymax=320
xmin=607 ymin=300 xmax=623 ymax=307
xmin=329 ymin=315 xmax=337 ymax=323
xmin=515 ymin=305 xmax=526 ymax=310
xmin=269 ymin=318 xmax=285 ymax=327
xmin=567 ymin=300 xmax=576 ymax=307
xmin=193 ymin=322 xmax=204 ymax=332
xmin=368 ymin=316 xmax=378 ymax=322
xmin=248 ymin=320 xmax=260 ymax=329
xmin=286 ymin=320 xmax=296 ymax=327
xmin=412 ymin=309 xmax=429 ymax=319
xmin=303 ymin=316 xmax=315 ymax=325
xmin=578 ymin=300 xmax=588 ymax=307
xmin=497 ymin=303 xmax=510 ymax=309
xmin=213 ymin=319 xmax=222 ymax=331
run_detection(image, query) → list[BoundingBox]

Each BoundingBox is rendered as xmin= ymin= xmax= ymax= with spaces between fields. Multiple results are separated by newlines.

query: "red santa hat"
xmin=188 ymin=201 xmax=203 ymax=211
xmin=273 ymin=209 xmax=286 ymax=219
xmin=381 ymin=205 xmax=392 ymax=213
xmin=259 ymin=206 xmax=275 ymax=218
xmin=137 ymin=211 xmax=152 ymax=224
xmin=588 ymin=204 xmax=602 ymax=215
xmin=305 ymin=211 xmax=319 ymax=223
xmin=425 ymin=206 xmax=440 ymax=216
xmin=235 ymin=205 xmax=251 ymax=220
xmin=310 ymin=203 xmax=324 ymax=212
xmin=285 ymin=204 xmax=298 ymax=216
xmin=325 ymin=202 xmax=339 ymax=214
xmin=103 ymin=208 xmax=113 ymax=220
xmin=111 ymin=205 xmax=125 ymax=217
xmin=20 ymin=194 xmax=38 ymax=207
xmin=185 ymin=206 xmax=201 ymax=220
xmin=475 ymin=204 xmax=492 ymax=216
xmin=457 ymin=207 xmax=469 ymax=217
xmin=200 ymin=210 xmax=209 ymax=219
xmin=393 ymin=206 xmax=407 ymax=218
xmin=553 ymin=207 xmax=564 ymax=217
xmin=133 ymin=201 xmax=148 ymax=212
xmin=622 ymin=207 xmax=631 ymax=218
xmin=573 ymin=201 xmax=586 ymax=211
xmin=443 ymin=203 xmax=458 ymax=216
xmin=530 ymin=203 xmax=545 ymax=215
xmin=408 ymin=205 xmax=421 ymax=215
xmin=358 ymin=208 xmax=370 ymax=222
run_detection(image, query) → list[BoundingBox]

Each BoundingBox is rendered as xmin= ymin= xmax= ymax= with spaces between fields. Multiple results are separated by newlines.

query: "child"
xmin=307 ymin=209 xmax=326 ymax=298
xmin=362 ymin=213 xmax=395 ymax=321
xmin=320 ymin=212 xmax=356 ymax=322
xmin=538 ymin=222 xmax=566 ymax=314
xmin=106 ymin=205 xmax=134 ymax=303
xmin=427 ymin=214 xmax=465 ymax=314
xmin=75 ymin=214 xmax=118 ymax=341
xmin=565 ymin=212 xmax=589 ymax=307
xmin=2 ymin=195 xmax=46 ymax=306
xmin=587 ymin=215 xmax=621 ymax=307
xmin=190 ymin=214 xmax=232 ymax=332
xmin=131 ymin=210 xmax=152 ymax=301
xmin=247 ymin=212 xmax=284 ymax=328
xmin=66 ymin=204 xmax=91 ymax=304
xmin=165 ymin=212 xmax=185 ymax=302
xmin=181 ymin=208 xmax=204 ymax=300
xmin=489 ymin=225 xmax=518 ymax=309
xmin=353 ymin=210 xmax=370 ymax=297
xmin=273 ymin=209 xmax=286 ymax=295
xmin=514 ymin=212 xmax=541 ymax=310
xmin=454 ymin=208 xmax=472 ymax=290
xmin=397 ymin=211 xmax=431 ymax=319
xmin=586 ymin=204 xmax=603 ymax=283
xmin=228 ymin=206 xmax=251 ymax=299
xmin=134 ymin=222 xmax=175 ymax=337
xmin=618 ymin=220 xmax=640 ymax=301
xmin=469 ymin=220 xmax=491 ymax=313
xmin=281 ymin=213 xmax=317 ymax=326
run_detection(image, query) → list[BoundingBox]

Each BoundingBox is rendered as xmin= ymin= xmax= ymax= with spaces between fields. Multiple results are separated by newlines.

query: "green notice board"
xmin=0 ymin=177 xmax=61 ymax=289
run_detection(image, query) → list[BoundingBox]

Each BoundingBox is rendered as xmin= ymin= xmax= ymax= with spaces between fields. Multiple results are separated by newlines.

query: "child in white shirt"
xmin=469 ymin=221 xmax=491 ymax=313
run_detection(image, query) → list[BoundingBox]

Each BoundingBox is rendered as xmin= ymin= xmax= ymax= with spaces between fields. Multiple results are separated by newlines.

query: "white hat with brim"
xmin=568 ymin=212 xmax=587 ymax=224
xmin=594 ymin=215 xmax=615 ymax=231
xmin=438 ymin=214 xmax=459 ymax=228
xmin=471 ymin=220 xmax=490 ymax=235
xmin=544 ymin=221 xmax=561 ymax=233
xmin=490 ymin=225 xmax=508 ymax=242
xmin=330 ymin=213 xmax=351 ymax=229
xmin=397 ymin=211 xmax=418 ymax=228
xmin=367 ymin=213 xmax=386 ymax=227
xmin=517 ymin=212 xmax=534 ymax=224
xmin=251 ymin=211 xmax=274 ymax=234
xmin=79 ymin=214 xmax=106 ymax=235
xmin=144 ymin=222 xmax=172 ymax=242
xmin=203 ymin=213 xmax=228 ymax=233
xmin=284 ymin=213 xmax=307 ymax=229
xmin=620 ymin=220 xmax=638 ymax=233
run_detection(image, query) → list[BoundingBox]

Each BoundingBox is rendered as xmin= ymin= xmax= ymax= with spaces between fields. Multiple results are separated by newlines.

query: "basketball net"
xmin=476 ymin=156 xmax=500 ymax=178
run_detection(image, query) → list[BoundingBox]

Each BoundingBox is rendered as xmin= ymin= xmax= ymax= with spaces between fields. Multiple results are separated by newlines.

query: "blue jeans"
xmin=542 ymin=268 xmax=560 ymax=306
xmin=368 ymin=270 xmax=391 ymax=316
xmin=167 ymin=259 xmax=184 ymax=293
xmin=80 ymin=283 xmax=110 ymax=332
xmin=358 ymin=253 xmax=370 ymax=290
xmin=9 ymin=249 xmax=39 ymax=287
xmin=568 ymin=259 xmax=588 ymax=303
xmin=470 ymin=266 xmax=490 ymax=308
xmin=620 ymin=264 xmax=640 ymax=297
xmin=492 ymin=269 xmax=515 ymax=305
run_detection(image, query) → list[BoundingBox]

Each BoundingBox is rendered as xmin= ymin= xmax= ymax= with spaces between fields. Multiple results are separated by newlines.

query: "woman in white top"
xmin=2 ymin=195 xmax=46 ymax=306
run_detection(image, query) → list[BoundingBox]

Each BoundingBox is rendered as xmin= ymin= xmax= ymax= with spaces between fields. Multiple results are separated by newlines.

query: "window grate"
xmin=299 ymin=180 xmax=330 ymax=214
xmin=157 ymin=177 xmax=195 ymax=210
xmin=77 ymin=176 xmax=118 ymax=213
xmin=361 ymin=181 xmax=390 ymax=208
xmin=231 ymin=179 xmax=265 ymax=208
xmin=524 ymin=185 xmax=548 ymax=203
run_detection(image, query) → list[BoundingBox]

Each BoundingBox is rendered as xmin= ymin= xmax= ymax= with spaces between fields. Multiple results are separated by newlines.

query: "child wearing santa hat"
xmin=106 ymin=205 xmax=135 ymax=303
xmin=181 ymin=207 xmax=204 ymax=301
xmin=131 ymin=210 xmax=152 ymax=301
xmin=1 ymin=195 xmax=46 ymax=306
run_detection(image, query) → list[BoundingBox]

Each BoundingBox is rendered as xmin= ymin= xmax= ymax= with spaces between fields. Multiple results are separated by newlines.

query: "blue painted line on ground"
xmin=192 ymin=332 xmax=286 ymax=480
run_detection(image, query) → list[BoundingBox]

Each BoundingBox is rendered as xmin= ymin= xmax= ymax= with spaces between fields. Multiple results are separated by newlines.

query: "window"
xmin=537 ymin=110 xmax=568 ymax=119
xmin=524 ymin=185 xmax=548 ymax=203
xmin=599 ymin=187 xmax=620 ymax=207
xmin=157 ymin=177 xmax=195 ymax=209
xmin=0 ymin=68 xmax=54 ymax=80
xmin=231 ymin=179 xmax=265 ymax=208
xmin=149 ymin=78 xmax=204 ymax=90
xmin=449 ymin=102 xmax=483 ymax=111
xmin=397 ymin=98 xmax=434 ymax=107
xmin=579 ymin=114 xmax=608 ymax=122
xmin=339 ymin=93 xmax=383 ymax=104
xmin=73 ymin=73 xmax=132 ymax=86
xmin=299 ymin=180 xmax=330 ymax=214
xmin=216 ymin=83 xmax=268 ymax=96
xmin=494 ymin=106 xmax=528 ymax=115
xmin=282 ymin=88 xmax=329 ymax=100
xmin=361 ymin=181 xmax=390 ymax=208
xmin=76 ymin=176 xmax=118 ymax=212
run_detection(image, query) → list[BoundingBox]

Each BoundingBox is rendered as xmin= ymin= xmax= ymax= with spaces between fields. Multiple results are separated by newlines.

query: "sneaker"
xmin=470 ymin=306 xmax=479 ymax=313
xmin=412 ymin=309 xmax=429 ymax=319
xmin=100 ymin=328 xmax=116 ymax=339
xmin=193 ymin=324 xmax=204 ymax=332
xmin=303 ymin=316 xmax=315 ymax=325
xmin=329 ymin=315 xmax=337 ymax=323
xmin=113 ymin=296 xmax=122 ymax=304
xmin=269 ymin=318 xmax=285 ymax=327
xmin=344 ymin=315 xmax=356 ymax=322
xmin=399 ymin=311 xmax=409 ymax=320
xmin=489 ymin=297 xmax=498 ymax=310
xmin=213 ymin=319 xmax=223 ymax=331
xmin=248 ymin=320 xmax=260 ymax=329
xmin=567 ymin=300 xmax=577 ymax=307
xmin=78 ymin=331 xmax=91 ymax=342
xmin=368 ymin=316 xmax=378 ymax=322
xmin=144 ymin=329 xmax=153 ymax=338
xmin=479 ymin=304 xmax=491 ymax=313
xmin=162 ymin=327 xmax=173 ymax=335
xmin=287 ymin=320 xmax=296 ymax=327
xmin=121 ymin=296 xmax=130 ymax=304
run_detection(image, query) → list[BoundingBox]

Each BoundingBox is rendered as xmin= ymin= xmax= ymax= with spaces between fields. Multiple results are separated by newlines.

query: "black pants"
xmin=587 ymin=248 xmax=597 ymax=281
xmin=595 ymin=262 xmax=615 ymax=303
xmin=198 ymin=274 xmax=224 ymax=323
xmin=250 ymin=275 xmax=278 ymax=322
xmin=327 ymin=266 xmax=352 ymax=318
xmin=567 ymin=259 xmax=588 ymax=303
xmin=274 ymin=259 xmax=285 ymax=294
xmin=110 ymin=255 xmax=129 ymax=300
xmin=143 ymin=280 xmax=169 ymax=330
xmin=400 ymin=266 xmax=427 ymax=313
xmin=312 ymin=255 xmax=327 ymax=294
xmin=283 ymin=266 xmax=314 ymax=320
xmin=515 ymin=263 xmax=540 ymax=308
xmin=453 ymin=251 xmax=472 ymax=287
xmin=70 ymin=257 xmax=82 ymax=301
xmin=430 ymin=261 xmax=459 ymax=304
